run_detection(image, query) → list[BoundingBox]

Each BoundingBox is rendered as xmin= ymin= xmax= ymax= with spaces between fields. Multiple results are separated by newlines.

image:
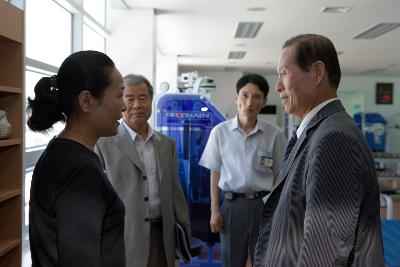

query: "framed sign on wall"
xmin=376 ymin=83 xmax=394 ymax=104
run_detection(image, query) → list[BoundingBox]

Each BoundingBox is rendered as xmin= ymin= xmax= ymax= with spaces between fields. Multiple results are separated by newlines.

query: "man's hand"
xmin=210 ymin=209 xmax=224 ymax=233
xmin=210 ymin=171 xmax=223 ymax=233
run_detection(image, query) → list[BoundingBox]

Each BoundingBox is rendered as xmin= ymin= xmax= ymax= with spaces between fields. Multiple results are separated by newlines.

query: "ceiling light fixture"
xmin=354 ymin=23 xmax=400 ymax=39
xmin=228 ymin=51 xmax=246 ymax=59
xmin=321 ymin=6 xmax=352 ymax=13
xmin=247 ymin=7 xmax=266 ymax=12
xmin=234 ymin=22 xmax=263 ymax=38
xmin=225 ymin=66 xmax=239 ymax=72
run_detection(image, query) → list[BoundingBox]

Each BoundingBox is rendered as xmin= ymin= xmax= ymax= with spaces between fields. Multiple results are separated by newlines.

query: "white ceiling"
xmin=112 ymin=0 xmax=400 ymax=76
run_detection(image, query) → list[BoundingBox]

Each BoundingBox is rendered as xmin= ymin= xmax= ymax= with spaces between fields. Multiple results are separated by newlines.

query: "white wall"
xmin=107 ymin=8 xmax=157 ymax=83
xmin=339 ymin=76 xmax=400 ymax=153
xmin=156 ymin=53 xmax=178 ymax=93
xmin=265 ymin=74 xmax=400 ymax=122
xmin=185 ymin=70 xmax=400 ymax=152
xmin=195 ymin=71 xmax=243 ymax=118
xmin=339 ymin=76 xmax=400 ymax=120
xmin=189 ymin=71 xmax=400 ymax=121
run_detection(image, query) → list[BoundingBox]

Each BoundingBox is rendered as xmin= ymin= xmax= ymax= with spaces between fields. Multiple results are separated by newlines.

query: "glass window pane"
xmin=24 ymin=170 xmax=33 ymax=227
xmin=26 ymin=0 xmax=72 ymax=67
xmin=83 ymin=24 xmax=105 ymax=52
xmin=25 ymin=70 xmax=65 ymax=148
xmin=22 ymin=170 xmax=33 ymax=267
xmin=83 ymin=0 xmax=106 ymax=25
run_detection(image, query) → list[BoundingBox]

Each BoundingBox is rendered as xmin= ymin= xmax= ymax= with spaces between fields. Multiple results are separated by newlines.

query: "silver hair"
xmin=123 ymin=74 xmax=154 ymax=98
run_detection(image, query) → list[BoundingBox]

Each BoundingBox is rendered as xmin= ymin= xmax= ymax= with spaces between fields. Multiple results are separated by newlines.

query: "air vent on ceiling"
xmin=321 ymin=6 xmax=352 ymax=13
xmin=228 ymin=51 xmax=246 ymax=59
xmin=234 ymin=22 xmax=263 ymax=38
xmin=337 ymin=51 xmax=344 ymax=56
xmin=354 ymin=23 xmax=400 ymax=39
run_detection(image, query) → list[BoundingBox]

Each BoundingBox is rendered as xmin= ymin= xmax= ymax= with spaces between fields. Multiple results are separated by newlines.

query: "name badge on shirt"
xmin=260 ymin=153 xmax=273 ymax=168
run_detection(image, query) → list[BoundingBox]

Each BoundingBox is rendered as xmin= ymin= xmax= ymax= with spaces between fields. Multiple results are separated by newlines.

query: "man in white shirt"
xmin=95 ymin=74 xmax=191 ymax=267
xmin=254 ymin=34 xmax=384 ymax=267
xmin=199 ymin=74 xmax=287 ymax=267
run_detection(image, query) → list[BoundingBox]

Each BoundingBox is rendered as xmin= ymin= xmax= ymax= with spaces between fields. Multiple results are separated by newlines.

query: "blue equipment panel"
xmin=354 ymin=112 xmax=387 ymax=152
xmin=381 ymin=220 xmax=400 ymax=267
xmin=156 ymin=93 xmax=226 ymax=245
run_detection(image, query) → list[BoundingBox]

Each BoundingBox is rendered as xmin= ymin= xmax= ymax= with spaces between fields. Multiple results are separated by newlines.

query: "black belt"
xmin=150 ymin=217 xmax=162 ymax=224
xmin=224 ymin=191 xmax=269 ymax=200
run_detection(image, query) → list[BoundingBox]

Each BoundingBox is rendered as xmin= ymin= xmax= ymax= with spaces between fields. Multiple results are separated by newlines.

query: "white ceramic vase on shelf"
xmin=0 ymin=109 xmax=12 ymax=139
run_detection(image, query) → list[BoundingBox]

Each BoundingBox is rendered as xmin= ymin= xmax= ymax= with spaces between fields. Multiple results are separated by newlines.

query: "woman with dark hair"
xmin=27 ymin=50 xmax=126 ymax=267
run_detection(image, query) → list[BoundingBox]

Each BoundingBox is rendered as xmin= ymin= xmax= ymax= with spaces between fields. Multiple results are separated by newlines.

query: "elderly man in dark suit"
xmin=254 ymin=34 xmax=385 ymax=266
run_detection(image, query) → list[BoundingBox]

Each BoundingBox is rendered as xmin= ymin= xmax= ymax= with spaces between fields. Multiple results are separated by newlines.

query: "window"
xmin=23 ymin=1 xmax=109 ymax=266
xmin=83 ymin=23 xmax=105 ymax=52
xmin=83 ymin=0 xmax=106 ymax=26
xmin=26 ymin=0 xmax=72 ymax=67
xmin=22 ymin=169 xmax=33 ymax=267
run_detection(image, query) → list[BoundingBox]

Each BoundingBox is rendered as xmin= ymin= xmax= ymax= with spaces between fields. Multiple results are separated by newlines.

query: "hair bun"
xmin=27 ymin=76 xmax=65 ymax=132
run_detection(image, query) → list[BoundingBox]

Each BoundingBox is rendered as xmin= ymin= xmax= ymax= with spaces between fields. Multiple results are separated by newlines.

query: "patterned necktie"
xmin=280 ymin=134 xmax=298 ymax=170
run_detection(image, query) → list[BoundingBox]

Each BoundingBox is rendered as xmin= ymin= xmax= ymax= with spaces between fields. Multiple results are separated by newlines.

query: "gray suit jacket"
xmin=254 ymin=100 xmax=385 ymax=267
xmin=95 ymin=123 xmax=191 ymax=267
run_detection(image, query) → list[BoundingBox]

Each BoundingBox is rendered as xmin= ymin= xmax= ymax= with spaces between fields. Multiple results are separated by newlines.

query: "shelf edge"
xmin=0 ymin=239 xmax=20 ymax=258
xmin=0 ymin=139 xmax=22 ymax=147
xmin=0 ymin=189 xmax=21 ymax=203
xmin=0 ymin=86 xmax=22 ymax=94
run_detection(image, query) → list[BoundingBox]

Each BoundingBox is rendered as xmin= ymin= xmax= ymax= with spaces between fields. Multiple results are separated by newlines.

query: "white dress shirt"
xmin=123 ymin=121 xmax=161 ymax=219
xmin=296 ymin=98 xmax=339 ymax=138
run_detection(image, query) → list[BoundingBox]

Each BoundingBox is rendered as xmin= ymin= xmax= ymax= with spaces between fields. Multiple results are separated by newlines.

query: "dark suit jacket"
xmin=254 ymin=100 xmax=385 ymax=267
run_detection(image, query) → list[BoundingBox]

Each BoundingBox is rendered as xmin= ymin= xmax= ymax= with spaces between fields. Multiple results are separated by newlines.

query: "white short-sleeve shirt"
xmin=199 ymin=116 xmax=287 ymax=192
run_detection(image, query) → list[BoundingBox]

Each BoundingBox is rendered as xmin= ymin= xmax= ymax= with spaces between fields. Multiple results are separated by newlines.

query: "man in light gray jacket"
xmin=95 ymin=74 xmax=191 ymax=267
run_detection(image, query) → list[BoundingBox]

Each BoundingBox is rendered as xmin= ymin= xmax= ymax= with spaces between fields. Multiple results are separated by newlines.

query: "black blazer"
xmin=254 ymin=100 xmax=385 ymax=267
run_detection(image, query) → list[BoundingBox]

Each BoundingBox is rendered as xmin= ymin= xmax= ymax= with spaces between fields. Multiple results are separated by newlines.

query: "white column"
xmin=156 ymin=52 xmax=178 ymax=93
xmin=106 ymin=8 xmax=157 ymax=84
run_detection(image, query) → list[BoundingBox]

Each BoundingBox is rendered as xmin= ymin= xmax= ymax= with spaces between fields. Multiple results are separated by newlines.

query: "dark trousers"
xmin=147 ymin=220 xmax=168 ymax=267
xmin=220 ymin=197 xmax=264 ymax=267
